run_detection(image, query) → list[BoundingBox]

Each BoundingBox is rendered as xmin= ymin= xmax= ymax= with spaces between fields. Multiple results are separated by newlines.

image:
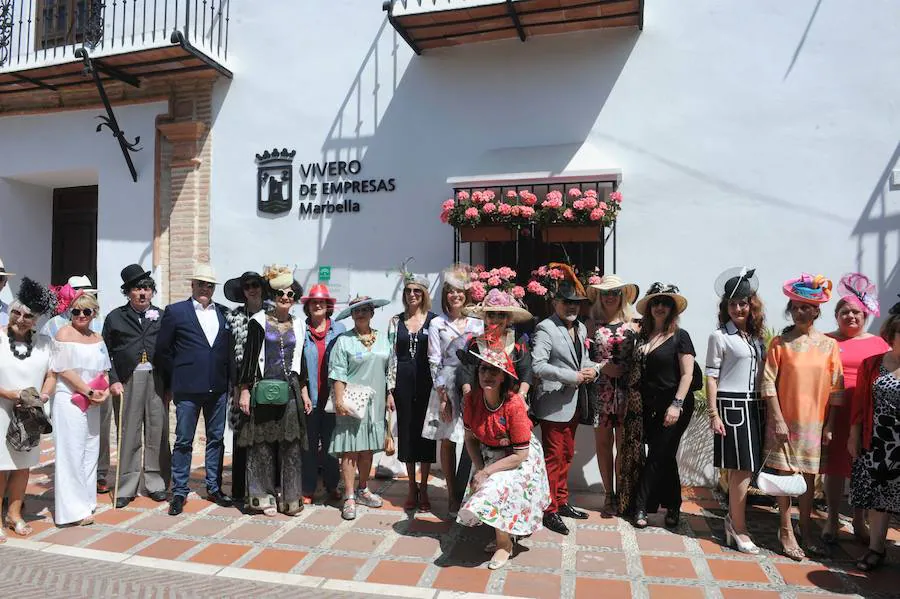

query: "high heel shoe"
xmin=724 ymin=517 xmax=759 ymax=554
xmin=778 ymin=527 xmax=805 ymax=562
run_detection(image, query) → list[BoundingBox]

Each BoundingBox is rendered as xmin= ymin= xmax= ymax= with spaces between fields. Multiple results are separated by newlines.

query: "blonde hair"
xmin=402 ymin=283 xmax=432 ymax=314
xmin=71 ymin=293 xmax=100 ymax=314
xmin=589 ymin=295 xmax=634 ymax=324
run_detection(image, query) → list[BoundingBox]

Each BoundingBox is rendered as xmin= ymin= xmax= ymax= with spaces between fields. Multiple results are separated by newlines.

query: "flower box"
xmin=458 ymin=226 xmax=516 ymax=243
xmin=541 ymin=225 xmax=603 ymax=243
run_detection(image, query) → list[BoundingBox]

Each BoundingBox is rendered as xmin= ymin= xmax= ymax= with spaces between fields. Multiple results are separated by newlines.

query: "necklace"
xmin=406 ymin=314 xmax=425 ymax=357
xmin=9 ymin=331 xmax=33 ymax=361
xmin=358 ymin=329 xmax=376 ymax=349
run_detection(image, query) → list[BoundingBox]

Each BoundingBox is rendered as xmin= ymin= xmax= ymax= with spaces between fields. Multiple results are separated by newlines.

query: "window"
xmin=36 ymin=0 xmax=101 ymax=50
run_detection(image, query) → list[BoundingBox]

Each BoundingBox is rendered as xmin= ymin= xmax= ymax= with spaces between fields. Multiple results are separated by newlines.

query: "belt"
xmin=717 ymin=391 xmax=760 ymax=400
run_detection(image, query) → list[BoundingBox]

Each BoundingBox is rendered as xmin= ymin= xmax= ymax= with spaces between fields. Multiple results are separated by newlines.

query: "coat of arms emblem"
xmin=256 ymin=148 xmax=296 ymax=214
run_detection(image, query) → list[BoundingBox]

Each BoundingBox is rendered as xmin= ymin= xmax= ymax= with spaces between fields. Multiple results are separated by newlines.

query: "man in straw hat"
xmin=531 ymin=265 xmax=601 ymax=535
xmin=103 ymin=264 xmax=170 ymax=508
xmin=154 ymin=263 xmax=233 ymax=515
xmin=0 ymin=257 xmax=15 ymax=326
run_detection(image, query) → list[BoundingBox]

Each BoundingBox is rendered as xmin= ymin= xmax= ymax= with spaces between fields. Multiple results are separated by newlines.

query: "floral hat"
xmin=441 ymin=264 xmax=472 ymax=291
xmin=263 ymin=265 xmax=294 ymax=291
xmin=837 ymin=273 xmax=879 ymax=316
xmin=636 ymin=282 xmax=688 ymax=315
xmin=468 ymin=342 xmax=518 ymax=380
xmin=782 ymin=273 xmax=832 ymax=305
xmin=463 ymin=288 xmax=532 ymax=323
xmin=50 ymin=283 xmax=83 ymax=316
xmin=334 ymin=295 xmax=390 ymax=321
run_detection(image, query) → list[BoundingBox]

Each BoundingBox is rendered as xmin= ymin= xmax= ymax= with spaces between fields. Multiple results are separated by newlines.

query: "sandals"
xmin=633 ymin=510 xmax=648 ymax=529
xmin=341 ymin=498 xmax=357 ymax=520
xmin=857 ymin=549 xmax=886 ymax=572
xmin=404 ymin=484 xmax=418 ymax=511
xmin=5 ymin=517 xmax=32 ymax=537
xmin=778 ymin=527 xmax=805 ymax=562
xmin=418 ymin=488 xmax=432 ymax=513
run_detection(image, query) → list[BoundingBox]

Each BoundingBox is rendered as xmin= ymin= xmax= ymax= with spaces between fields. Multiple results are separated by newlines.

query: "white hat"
xmin=67 ymin=275 xmax=97 ymax=293
xmin=0 ymin=258 xmax=15 ymax=277
xmin=189 ymin=263 xmax=218 ymax=284
xmin=587 ymin=274 xmax=639 ymax=304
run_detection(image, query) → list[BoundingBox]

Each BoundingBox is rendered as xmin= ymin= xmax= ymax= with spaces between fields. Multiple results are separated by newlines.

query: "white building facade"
xmin=1 ymin=0 xmax=898 ymax=487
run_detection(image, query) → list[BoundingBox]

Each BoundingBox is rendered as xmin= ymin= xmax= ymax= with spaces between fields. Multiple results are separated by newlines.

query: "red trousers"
xmin=540 ymin=415 xmax=579 ymax=514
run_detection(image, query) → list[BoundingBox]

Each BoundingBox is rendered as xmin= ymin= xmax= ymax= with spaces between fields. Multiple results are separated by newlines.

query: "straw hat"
xmin=334 ymin=296 xmax=390 ymax=321
xmin=463 ymin=288 xmax=532 ymax=323
xmin=0 ymin=258 xmax=15 ymax=277
xmin=635 ymin=282 xmax=688 ymax=316
xmin=587 ymin=274 xmax=639 ymax=304
xmin=782 ymin=273 xmax=832 ymax=305
xmin=189 ymin=263 xmax=218 ymax=284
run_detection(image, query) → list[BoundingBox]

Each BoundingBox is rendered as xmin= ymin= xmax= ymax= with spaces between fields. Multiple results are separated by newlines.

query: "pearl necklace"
xmin=8 ymin=331 xmax=33 ymax=361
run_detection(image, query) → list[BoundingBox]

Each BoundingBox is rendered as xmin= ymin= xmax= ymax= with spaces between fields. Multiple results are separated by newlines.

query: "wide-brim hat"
xmin=463 ymin=288 xmax=533 ymax=323
xmin=714 ymin=267 xmax=759 ymax=300
xmin=189 ymin=263 xmax=218 ymax=284
xmin=335 ymin=296 xmax=390 ymax=321
xmin=301 ymin=283 xmax=337 ymax=304
xmin=555 ymin=281 xmax=589 ymax=302
xmin=782 ymin=273 xmax=832 ymax=305
xmin=636 ymin=282 xmax=688 ymax=316
xmin=120 ymin=264 xmax=152 ymax=291
xmin=468 ymin=340 xmax=518 ymax=380
xmin=224 ymin=271 xmax=266 ymax=303
xmin=587 ymin=274 xmax=639 ymax=304
xmin=0 ymin=258 xmax=16 ymax=277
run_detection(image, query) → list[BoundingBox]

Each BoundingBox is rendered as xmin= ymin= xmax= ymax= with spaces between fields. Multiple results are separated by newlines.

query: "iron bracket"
xmin=506 ymin=0 xmax=527 ymax=42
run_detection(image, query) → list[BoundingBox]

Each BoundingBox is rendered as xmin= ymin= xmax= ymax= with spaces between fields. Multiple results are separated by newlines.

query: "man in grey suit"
xmin=532 ymin=279 xmax=600 ymax=535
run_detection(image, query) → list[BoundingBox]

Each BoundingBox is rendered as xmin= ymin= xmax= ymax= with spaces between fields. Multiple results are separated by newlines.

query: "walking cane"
xmin=112 ymin=391 xmax=125 ymax=509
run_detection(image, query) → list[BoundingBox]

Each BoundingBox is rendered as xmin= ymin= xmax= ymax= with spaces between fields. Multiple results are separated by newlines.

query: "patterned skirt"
xmin=850 ymin=369 xmax=900 ymax=513
xmin=457 ymin=435 xmax=551 ymax=536
xmin=714 ymin=394 xmax=765 ymax=472
xmin=421 ymin=365 xmax=465 ymax=443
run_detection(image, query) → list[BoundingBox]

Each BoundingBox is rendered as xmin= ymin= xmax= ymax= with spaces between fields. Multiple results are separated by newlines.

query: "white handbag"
xmin=755 ymin=447 xmax=807 ymax=497
xmin=324 ymin=383 xmax=375 ymax=420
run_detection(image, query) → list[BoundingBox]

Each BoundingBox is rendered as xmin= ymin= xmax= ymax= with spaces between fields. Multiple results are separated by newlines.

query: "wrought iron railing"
xmin=0 ymin=0 xmax=231 ymax=70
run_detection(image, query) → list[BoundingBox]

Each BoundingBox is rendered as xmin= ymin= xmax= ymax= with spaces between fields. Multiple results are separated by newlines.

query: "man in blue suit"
xmin=154 ymin=264 xmax=233 ymax=515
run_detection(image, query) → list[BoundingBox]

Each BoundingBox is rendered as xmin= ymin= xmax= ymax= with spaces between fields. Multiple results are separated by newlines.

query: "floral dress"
xmin=588 ymin=321 xmax=636 ymax=427
xmin=457 ymin=391 xmax=550 ymax=536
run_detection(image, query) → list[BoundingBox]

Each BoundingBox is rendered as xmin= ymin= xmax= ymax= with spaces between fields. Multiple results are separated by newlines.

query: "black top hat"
xmin=120 ymin=264 xmax=152 ymax=290
xmin=224 ymin=271 xmax=266 ymax=303
xmin=554 ymin=281 xmax=589 ymax=302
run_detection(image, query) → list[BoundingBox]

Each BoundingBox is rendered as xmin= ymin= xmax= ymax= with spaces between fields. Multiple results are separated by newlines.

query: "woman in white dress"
xmin=423 ymin=266 xmax=483 ymax=516
xmin=0 ymin=278 xmax=57 ymax=541
xmin=51 ymin=292 xmax=111 ymax=526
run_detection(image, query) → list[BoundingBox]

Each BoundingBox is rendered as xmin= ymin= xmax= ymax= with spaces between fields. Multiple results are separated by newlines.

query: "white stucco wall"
xmin=0 ymin=103 xmax=164 ymax=313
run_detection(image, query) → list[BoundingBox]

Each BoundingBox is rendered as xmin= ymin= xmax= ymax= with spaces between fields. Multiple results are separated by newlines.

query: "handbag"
xmin=384 ymin=410 xmax=396 ymax=456
xmin=324 ymin=383 xmax=375 ymax=420
xmin=689 ymin=361 xmax=704 ymax=393
xmin=755 ymin=445 xmax=807 ymax=497
xmin=251 ymin=379 xmax=290 ymax=406
xmin=71 ymin=373 xmax=110 ymax=413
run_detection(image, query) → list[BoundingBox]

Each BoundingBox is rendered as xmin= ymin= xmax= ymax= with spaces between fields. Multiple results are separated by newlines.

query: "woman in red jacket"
xmin=847 ymin=301 xmax=900 ymax=572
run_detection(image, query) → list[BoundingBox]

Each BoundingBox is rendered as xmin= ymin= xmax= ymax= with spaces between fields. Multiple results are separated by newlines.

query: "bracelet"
xmin=671 ymin=397 xmax=684 ymax=410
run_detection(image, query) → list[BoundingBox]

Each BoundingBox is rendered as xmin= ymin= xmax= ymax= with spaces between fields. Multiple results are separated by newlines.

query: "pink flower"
xmin=482 ymin=202 xmax=496 ymax=214
xmin=498 ymin=266 xmax=515 ymax=279
xmin=599 ymin=201 xmax=608 ymax=210
xmin=527 ymin=280 xmax=548 ymax=296
xmin=145 ymin=309 xmax=160 ymax=321
xmin=572 ymin=199 xmax=585 ymax=210
xmin=456 ymin=191 xmax=470 ymax=201
xmin=482 ymin=190 xmax=496 ymax=201
xmin=440 ymin=209 xmax=451 ymax=224
xmin=520 ymin=191 xmax=538 ymax=206
xmin=520 ymin=206 xmax=535 ymax=218
xmin=488 ymin=276 xmax=502 ymax=287
xmin=511 ymin=286 xmax=525 ymax=299
xmin=546 ymin=190 xmax=563 ymax=203
xmin=464 ymin=207 xmax=479 ymax=220
xmin=541 ymin=197 xmax=563 ymax=209
xmin=584 ymin=189 xmax=598 ymax=198
xmin=588 ymin=275 xmax=602 ymax=285
xmin=609 ymin=191 xmax=622 ymax=204
xmin=567 ymin=188 xmax=582 ymax=198
xmin=442 ymin=199 xmax=455 ymax=210
xmin=510 ymin=205 xmax=521 ymax=217
xmin=583 ymin=197 xmax=598 ymax=209
xmin=479 ymin=271 xmax=492 ymax=281
xmin=550 ymin=269 xmax=565 ymax=280
xmin=472 ymin=191 xmax=484 ymax=204
xmin=498 ymin=203 xmax=512 ymax=215
xmin=563 ymin=208 xmax=575 ymax=221
xmin=468 ymin=281 xmax=486 ymax=302
xmin=506 ymin=190 xmax=517 ymax=199
xmin=589 ymin=208 xmax=605 ymax=221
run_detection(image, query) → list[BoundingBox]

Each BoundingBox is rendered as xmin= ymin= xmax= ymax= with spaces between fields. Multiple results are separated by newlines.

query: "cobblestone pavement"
xmin=7 ymin=436 xmax=900 ymax=599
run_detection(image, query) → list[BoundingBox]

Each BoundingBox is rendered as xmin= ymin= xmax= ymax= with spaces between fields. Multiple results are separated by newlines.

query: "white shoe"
xmin=725 ymin=516 xmax=759 ymax=554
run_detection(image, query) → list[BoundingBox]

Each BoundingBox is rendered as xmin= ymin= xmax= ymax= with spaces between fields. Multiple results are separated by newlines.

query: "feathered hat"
xmin=442 ymin=263 xmax=472 ymax=291
xmin=262 ymin=264 xmax=294 ymax=291
xmin=15 ymin=277 xmax=57 ymax=316
xmin=837 ymin=273 xmax=880 ymax=316
xmin=400 ymin=257 xmax=430 ymax=292
xmin=549 ymin=262 xmax=588 ymax=302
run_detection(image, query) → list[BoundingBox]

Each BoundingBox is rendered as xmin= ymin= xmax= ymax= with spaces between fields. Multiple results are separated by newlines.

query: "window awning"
xmin=384 ymin=0 xmax=643 ymax=54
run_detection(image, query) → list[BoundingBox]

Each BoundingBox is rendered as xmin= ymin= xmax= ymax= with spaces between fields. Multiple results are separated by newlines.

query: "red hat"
xmin=301 ymin=284 xmax=337 ymax=304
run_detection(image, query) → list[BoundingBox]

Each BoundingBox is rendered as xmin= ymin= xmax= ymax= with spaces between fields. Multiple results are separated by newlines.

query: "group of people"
xmin=0 ymin=255 xmax=897 ymax=574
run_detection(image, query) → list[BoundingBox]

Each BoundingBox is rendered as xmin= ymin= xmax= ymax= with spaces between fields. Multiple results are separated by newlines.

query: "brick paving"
xmin=6 ymin=436 xmax=900 ymax=598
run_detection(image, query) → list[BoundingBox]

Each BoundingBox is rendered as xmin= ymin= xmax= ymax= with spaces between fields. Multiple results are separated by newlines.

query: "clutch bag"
xmin=71 ymin=374 xmax=109 ymax=414
xmin=325 ymin=383 xmax=375 ymax=420
xmin=754 ymin=447 xmax=807 ymax=497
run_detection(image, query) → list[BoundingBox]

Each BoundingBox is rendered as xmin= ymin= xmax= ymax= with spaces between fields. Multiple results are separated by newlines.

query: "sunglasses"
xmin=196 ymin=281 xmax=215 ymax=289
xmin=71 ymin=308 xmax=94 ymax=317
xmin=10 ymin=308 xmax=35 ymax=320
xmin=275 ymin=289 xmax=295 ymax=299
xmin=242 ymin=281 xmax=261 ymax=290
xmin=404 ymin=288 xmax=424 ymax=295
xmin=599 ymin=289 xmax=622 ymax=297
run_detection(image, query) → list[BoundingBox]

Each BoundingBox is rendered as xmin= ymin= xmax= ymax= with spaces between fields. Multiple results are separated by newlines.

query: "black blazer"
xmin=153 ymin=298 xmax=232 ymax=395
xmin=102 ymin=303 xmax=163 ymax=385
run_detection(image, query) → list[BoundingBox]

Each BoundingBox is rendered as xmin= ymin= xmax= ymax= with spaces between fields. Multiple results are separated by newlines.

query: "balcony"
xmin=0 ymin=0 xmax=232 ymax=95
xmin=384 ymin=0 xmax=642 ymax=54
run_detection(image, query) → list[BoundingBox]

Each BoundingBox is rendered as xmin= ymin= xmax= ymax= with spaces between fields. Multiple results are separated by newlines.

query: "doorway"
xmin=51 ymin=185 xmax=98 ymax=286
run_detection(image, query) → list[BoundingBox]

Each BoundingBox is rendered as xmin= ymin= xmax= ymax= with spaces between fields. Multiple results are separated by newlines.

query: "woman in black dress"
xmin=627 ymin=283 xmax=696 ymax=529
xmin=388 ymin=270 xmax=437 ymax=512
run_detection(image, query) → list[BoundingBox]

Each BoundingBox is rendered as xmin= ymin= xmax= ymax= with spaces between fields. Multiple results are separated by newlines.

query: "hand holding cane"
xmin=112 ymin=391 xmax=125 ymax=508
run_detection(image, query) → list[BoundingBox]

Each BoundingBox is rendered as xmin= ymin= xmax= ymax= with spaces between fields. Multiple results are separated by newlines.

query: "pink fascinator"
xmin=50 ymin=284 xmax=84 ymax=316
xmin=837 ymin=273 xmax=880 ymax=316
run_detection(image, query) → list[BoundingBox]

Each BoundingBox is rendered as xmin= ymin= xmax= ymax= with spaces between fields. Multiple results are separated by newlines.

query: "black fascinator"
xmin=16 ymin=277 xmax=58 ymax=316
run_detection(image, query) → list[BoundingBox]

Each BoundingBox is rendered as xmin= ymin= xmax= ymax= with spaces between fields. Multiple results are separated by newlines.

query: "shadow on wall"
xmin=851 ymin=140 xmax=900 ymax=332
xmin=308 ymin=17 xmax=638 ymax=289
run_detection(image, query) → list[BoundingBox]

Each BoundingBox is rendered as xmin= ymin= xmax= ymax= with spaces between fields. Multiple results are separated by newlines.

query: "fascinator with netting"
xmin=837 ymin=273 xmax=880 ymax=317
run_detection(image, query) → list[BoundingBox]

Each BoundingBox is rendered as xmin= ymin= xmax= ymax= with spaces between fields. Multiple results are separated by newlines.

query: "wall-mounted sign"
xmin=255 ymin=149 xmax=396 ymax=217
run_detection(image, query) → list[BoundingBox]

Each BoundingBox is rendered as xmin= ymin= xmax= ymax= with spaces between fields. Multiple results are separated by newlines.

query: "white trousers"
xmin=52 ymin=391 xmax=100 ymax=525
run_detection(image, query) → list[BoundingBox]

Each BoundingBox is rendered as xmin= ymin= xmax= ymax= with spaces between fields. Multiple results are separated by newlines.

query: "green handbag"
xmin=251 ymin=379 xmax=290 ymax=406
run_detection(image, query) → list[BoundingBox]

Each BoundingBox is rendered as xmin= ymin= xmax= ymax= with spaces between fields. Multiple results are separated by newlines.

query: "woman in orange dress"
xmin=762 ymin=274 xmax=843 ymax=560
